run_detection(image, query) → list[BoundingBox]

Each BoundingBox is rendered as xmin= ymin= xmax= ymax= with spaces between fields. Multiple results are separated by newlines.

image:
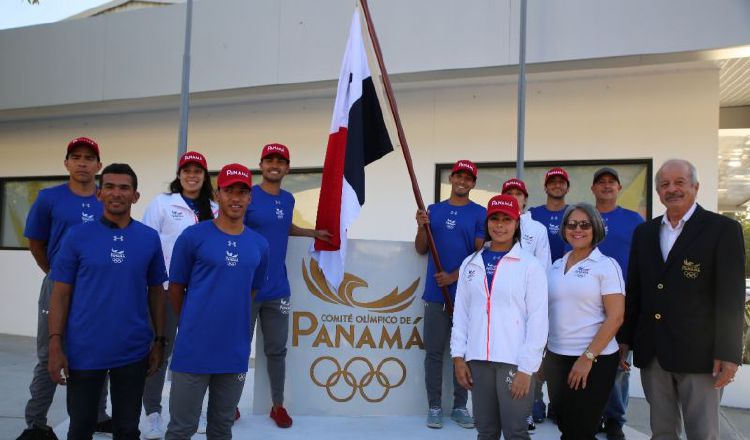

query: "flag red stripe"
xmin=314 ymin=127 xmax=348 ymax=251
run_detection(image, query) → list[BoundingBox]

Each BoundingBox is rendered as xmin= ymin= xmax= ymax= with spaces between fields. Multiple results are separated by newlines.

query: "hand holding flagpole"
xmin=358 ymin=0 xmax=453 ymax=312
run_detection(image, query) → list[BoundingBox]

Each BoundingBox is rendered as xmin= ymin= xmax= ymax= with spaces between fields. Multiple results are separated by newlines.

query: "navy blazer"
xmin=620 ymin=205 xmax=746 ymax=373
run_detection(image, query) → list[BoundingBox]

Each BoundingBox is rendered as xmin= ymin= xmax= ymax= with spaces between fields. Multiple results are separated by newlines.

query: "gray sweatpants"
xmin=423 ymin=301 xmax=468 ymax=410
xmin=25 ymin=275 xmax=108 ymax=428
xmin=165 ymin=371 xmax=246 ymax=440
xmin=142 ymin=301 xmax=178 ymax=415
xmin=469 ymin=361 xmax=533 ymax=440
xmin=250 ymin=297 xmax=290 ymax=406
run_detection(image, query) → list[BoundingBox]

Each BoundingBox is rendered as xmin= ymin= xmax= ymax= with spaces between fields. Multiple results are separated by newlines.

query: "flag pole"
xmin=176 ymin=0 xmax=194 ymax=160
xmin=358 ymin=0 xmax=453 ymax=312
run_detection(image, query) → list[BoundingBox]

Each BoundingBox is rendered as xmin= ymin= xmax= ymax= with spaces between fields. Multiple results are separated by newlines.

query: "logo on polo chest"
xmin=682 ymin=259 xmax=700 ymax=279
xmin=81 ymin=213 xmax=94 ymax=223
xmin=111 ymin=248 xmax=125 ymax=264
xmin=225 ymin=240 xmax=239 ymax=267
xmin=573 ymin=266 xmax=590 ymax=278
xmin=548 ymin=215 xmax=560 ymax=235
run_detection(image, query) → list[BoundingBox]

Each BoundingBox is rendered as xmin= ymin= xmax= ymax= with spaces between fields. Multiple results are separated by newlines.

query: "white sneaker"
xmin=197 ymin=413 xmax=208 ymax=434
xmin=142 ymin=412 xmax=163 ymax=440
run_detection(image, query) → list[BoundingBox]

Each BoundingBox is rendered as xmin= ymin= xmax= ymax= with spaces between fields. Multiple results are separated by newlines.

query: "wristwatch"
xmin=154 ymin=336 xmax=168 ymax=347
xmin=583 ymin=350 xmax=597 ymax=363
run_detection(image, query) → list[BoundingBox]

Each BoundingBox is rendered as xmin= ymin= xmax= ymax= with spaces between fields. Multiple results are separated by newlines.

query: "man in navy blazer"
xmin=620 ymin=159 xmax=745 ymax=439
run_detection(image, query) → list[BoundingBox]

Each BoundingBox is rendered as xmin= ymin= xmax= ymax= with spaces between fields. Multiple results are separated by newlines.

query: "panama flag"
xmin=312 ymin=7 xmax=394 ymax=288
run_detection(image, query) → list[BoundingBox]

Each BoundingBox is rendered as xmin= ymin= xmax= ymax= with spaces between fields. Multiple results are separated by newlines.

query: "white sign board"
xmin=253 ymin=237 xmax=458 ymax=416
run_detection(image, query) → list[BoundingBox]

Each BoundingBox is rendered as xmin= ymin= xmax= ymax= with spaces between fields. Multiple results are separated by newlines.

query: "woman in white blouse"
xmin=140 ymin=151 xmax=218 ymax=438
xmin=451 ymin=194 xmax=548 ymax=440
xmin=545 ymin=202 xmax=625 ymax=440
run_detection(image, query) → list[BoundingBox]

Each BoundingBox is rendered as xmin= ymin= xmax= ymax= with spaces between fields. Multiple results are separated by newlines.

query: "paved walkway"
xmin=2 ymin=334 xmax=747 ymax=439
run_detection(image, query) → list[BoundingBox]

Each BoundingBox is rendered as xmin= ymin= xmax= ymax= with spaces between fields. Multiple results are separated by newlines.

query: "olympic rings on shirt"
xmin=309 ymin=356 xmax=407 ymax=403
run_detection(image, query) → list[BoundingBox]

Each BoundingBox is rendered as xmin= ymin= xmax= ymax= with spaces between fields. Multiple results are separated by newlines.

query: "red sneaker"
xmin=270 ymin=406 xmax=293 ymax=428
xmin=235 ymin=407 xmax=241 ymax=421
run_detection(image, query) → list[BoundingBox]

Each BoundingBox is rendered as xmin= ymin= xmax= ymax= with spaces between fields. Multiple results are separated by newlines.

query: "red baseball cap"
xmin=501 ymin=178 xmax=528 ymax=197
xmin=261 ymin=143 xmax=290 ymax=162
xmin=178 ymin=151 xmax=208 ymax=170
xmin=544 ymin=167 xmax=569 ymax=185
xmin=451 ymin=160 xmax=478 ymax=179
xmin=217 ymin=163 xmax=252 ymax=189
xmin=67 ymin=137 xmax=100 ymax=160
xmin=487 ymin=194 xmax=521 ymax=220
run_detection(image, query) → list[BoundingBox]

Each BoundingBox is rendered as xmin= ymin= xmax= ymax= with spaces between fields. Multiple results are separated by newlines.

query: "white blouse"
xmin=547 ymin=247 xmax=624 ymax=356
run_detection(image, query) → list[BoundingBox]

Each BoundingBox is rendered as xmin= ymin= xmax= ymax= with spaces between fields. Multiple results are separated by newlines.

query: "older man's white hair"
xmin=654 ymin=159 xmax=699 ymax=186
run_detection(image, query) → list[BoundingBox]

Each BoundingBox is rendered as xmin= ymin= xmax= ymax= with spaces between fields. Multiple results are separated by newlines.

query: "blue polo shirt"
xmin=169 ymin=221 xmax=269 ymax=374
xmin=422 ymin=201 xmax=486 ymax=303
xmin=243 ymin=185 xmax=294 ymax=301
xmin=597 ymin=206 xmax=644 ymax=281
xmin=24 ymin=183 xmax=102 ymax=266
xmin=50 ymin=218 xmax=167 ymax=370
xmin=528 ymin=205 xmax=568 ymax=263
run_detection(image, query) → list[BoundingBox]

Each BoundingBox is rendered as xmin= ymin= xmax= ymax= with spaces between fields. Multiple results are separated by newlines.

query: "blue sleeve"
xmin=169 ymin=230 xmax=194 ymax=285
xmin=147 ymin=233 xmax=168 ymax=287
xmin=288 ymin=192 xmax=296 ymax=211
xmin=24 ymin=189 xmax=52 ymax=240
xmin=49 ymin=229 xmax=79 ymax=284
xmin=475 ymin=207 xmax=486 ymax=239
xmin=252 ymin=239 xmax=270 ymax=291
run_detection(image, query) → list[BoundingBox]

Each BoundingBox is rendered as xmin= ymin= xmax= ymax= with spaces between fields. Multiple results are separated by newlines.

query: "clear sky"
xmin=0 ymin=0 xmax=109 ymax=30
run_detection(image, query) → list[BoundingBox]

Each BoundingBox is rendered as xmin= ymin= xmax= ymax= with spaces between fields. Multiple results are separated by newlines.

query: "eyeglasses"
xmin=564 ymin=220 xmax=592 ymax=231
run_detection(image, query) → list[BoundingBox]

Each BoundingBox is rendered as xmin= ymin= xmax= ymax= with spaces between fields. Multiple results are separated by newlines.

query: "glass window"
xmin=1 ymin=177 xmax=68 ymax=248
xmin=436 ymin=160 xmax=651 ymax=219
xmin=2 ymin=169 xmax=323 ymax=250
xmin=210 ymin=168 xmax=323 ymax=228
xmin=718 ymin=129 xmax=750 ymax=364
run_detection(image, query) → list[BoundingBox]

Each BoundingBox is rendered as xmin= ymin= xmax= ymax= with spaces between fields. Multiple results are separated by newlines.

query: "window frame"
xmin=0 ymin=174 xmax=69 ymax=251
xmin=1 ymin=167 xmax=325 ymax=250
xmin=434 ymin=158 xmax=653 ymax=220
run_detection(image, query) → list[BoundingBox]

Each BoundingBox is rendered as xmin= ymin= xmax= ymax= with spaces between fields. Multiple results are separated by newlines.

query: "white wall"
xmin=0 ymin=66 xmax=720 ymax=336
xmin=1 ymin=0 xmax=748 ymax=111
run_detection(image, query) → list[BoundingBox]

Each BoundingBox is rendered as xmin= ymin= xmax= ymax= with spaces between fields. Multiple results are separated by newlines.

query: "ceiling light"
xmin=728 ymin=160 xmax=741 ymax=167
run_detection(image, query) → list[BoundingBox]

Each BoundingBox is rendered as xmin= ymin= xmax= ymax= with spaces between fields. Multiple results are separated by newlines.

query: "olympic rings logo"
xmin=309 ymin=356 xmax=407 ymax=403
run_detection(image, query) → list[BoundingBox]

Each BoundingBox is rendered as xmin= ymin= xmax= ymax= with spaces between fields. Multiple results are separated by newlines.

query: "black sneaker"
xmin=94 ymin=418 xmax=113 ymax=436
xmin=605 ymin=418 xmax=626 ymax=440
xmin=16 ymin=425 xmax=59 ymax=440
xmin=526 ymin=415 xmax=536 ymax=432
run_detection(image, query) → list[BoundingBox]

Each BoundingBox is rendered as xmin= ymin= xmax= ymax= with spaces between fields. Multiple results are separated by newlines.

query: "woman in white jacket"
xmin=140 ymin=151 xmax=218 ymax=439
xmin=451 ymin=194 xmax=548 ymax=440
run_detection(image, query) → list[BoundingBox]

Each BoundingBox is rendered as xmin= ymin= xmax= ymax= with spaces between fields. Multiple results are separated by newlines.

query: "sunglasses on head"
xmin=565 ymin=220 xmax=593 ymax=231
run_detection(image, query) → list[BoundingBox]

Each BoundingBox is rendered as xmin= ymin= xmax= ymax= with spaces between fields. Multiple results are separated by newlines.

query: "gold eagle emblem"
xmin=301 ymin=258 xmax=419 ymax=314
xmin=682 ymin=259 xmax=701 ymax=279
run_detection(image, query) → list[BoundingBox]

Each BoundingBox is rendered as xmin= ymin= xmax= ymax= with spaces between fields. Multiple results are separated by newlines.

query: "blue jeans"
xmin=603 ymin=351 xmax=631 ymax=427
xmin=66 ymin=358 xmax=148 ymax=440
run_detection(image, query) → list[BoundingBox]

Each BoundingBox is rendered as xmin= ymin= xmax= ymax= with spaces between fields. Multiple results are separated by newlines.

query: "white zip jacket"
xmin=520 ymin=211 xmax=552 ymax=269
xmin=450 ymin=242 xmax=548 ymax=375
xmin=142 ymin=193 xmax=219 ymax=271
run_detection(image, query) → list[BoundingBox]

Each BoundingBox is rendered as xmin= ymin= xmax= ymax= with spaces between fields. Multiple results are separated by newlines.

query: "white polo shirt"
xmin=547 ymin=247 xmax=625 ymax=356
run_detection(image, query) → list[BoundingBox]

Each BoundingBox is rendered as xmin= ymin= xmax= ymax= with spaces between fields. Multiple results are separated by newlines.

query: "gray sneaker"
xmin=451 ymin=407 xmax=475 ymax=429
xmin=426 ymin=407 xmax=443 ymax=429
